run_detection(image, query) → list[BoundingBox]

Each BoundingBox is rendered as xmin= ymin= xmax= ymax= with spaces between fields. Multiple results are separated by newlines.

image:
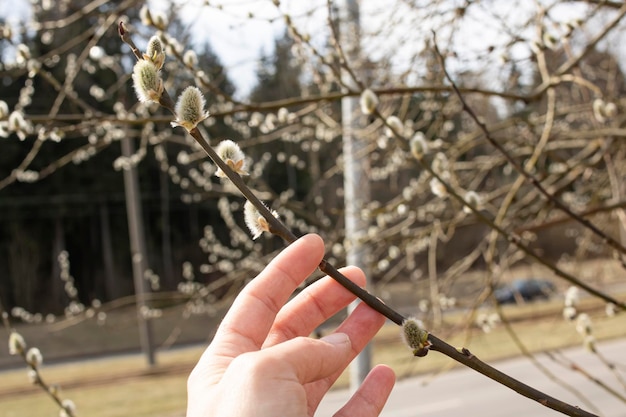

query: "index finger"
xmin=203 ymin=234 xmax=325 ymax=364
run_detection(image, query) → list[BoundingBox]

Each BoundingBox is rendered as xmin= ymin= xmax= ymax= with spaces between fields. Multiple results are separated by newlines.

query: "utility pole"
xmin=340 ymin=0 xmax=372 ymax=391
xmin=121 ymin=137 xmax=156 ymax=367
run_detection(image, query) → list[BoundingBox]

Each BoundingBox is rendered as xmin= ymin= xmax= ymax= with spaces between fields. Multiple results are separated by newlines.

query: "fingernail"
xmin=321 ymin=332 xmax=350 ymax=346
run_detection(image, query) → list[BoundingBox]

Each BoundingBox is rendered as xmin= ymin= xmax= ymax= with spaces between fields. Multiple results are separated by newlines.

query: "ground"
xmin=1 ymin=257 xmax=624 ymax=417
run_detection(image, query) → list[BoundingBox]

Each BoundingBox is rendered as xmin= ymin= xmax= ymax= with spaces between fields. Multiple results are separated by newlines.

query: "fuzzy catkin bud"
xmin=564 ymin=286 xmax=579 ymax=307
xmin=410 ymin=132 xmax=429 ymax=159
xmin=562 ymin=306 xmax=577 ymax=321
xmin=463 ymin=190 xmax=482 ymax=213
xmin=605 ymin=303 xmax=617 ymax=317
xmin=385 ymin=116 xmax=403 ymax=138
xmin=9 ymin=331 xmax=26 ymax=355
xmin=171 ymin=86 xmax=209 ymax=132
xmin=132 ymin=59 xmax=163 ymax=103
xmin=61 ymin=399 xmax=76 ymax=417
xmin=139 ymin=5 xmax=153 ymax=26
xmin=27 ymin=369 xmax=38 ymax=384
xmin=183 ymin=50 xmax=198 ymax=67
xmin=152 ymin=11 xmax=169 ymax=30
xmin=144 ymin=35 xmax=165 ymax=70
xmin=0 ymin=100 xmax=9 ymax=119
xmin=26 ymin=347 xmax=43 ymax=368
xmin=401 ymin=317 xmax=430 ymax=357
xmin=360 ymin=88 xmax=378 ymax=115
xmin=215 ymin=139 xmax=247 ymax=178
xmin=277 ymin=107 xmax=289 ymax=124
xmin=592 ymin=98 xmax=606 ymax=123
xmin=243 ymin=200 xmax=278 ymax=240
xmin=575 ymin=313 xmax=592 ymax=336
xmin=429 ymin=178 xmax=447 ymax=198
xmin=583 ymin=335 xmax=596 ymax=352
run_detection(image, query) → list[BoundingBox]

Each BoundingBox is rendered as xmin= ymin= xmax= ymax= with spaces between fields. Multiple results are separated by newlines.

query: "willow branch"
xmin=428 ymin=336 xmax=598 ymax=417
xmin=373 ymin=104 xmax=626 ymax=311
xmin=433 ymin=36 xmax=626 ymax=257
xmin=120 ymin=24 xmax=602 ymax=417
xmin=531 ymin=2 xmax=626 ymax=98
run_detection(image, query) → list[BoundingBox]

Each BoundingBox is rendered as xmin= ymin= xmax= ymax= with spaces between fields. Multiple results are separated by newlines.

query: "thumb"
xmin=260 ymin=332 xmax=352 ymax=384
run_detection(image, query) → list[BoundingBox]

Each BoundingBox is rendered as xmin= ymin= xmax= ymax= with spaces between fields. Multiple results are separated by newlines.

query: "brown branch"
xmin=546 ymin=350 xmax=626 ymax=404
xmin=373 ymin=97 xmax=626 ymax=311
xmin=120 ymin=23 xmax=605 ymax=417
xmin=432 ymin=36 xmax=626 ymax=257
xmin=531 ymin=2 xmax=626 ymax=98
xmin=428 ymin=336 xmax=598 ymax=417
xmin=515 ymin=200 xmax=626 ymax=233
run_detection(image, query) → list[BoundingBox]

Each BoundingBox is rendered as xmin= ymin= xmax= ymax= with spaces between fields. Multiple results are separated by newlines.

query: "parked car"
xmin=494 ymin=278 xmax=556 ymax=305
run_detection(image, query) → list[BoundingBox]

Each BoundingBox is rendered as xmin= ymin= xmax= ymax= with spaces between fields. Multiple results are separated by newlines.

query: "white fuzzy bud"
xmin=564 ymin=286 xmax=579 ymax=307
xmin=605 ymin=303 xmax=617 ymax=317
xmin=277 ymin=107 xmax=289 ymax=124
xmin=604 ymin=102 xmax=617 ymax=118
xmin=431 ymin=152 xmax=450 ymax=178
xmin=26 ymin=347 xmax=43 ymax=368
xmin=16 ymin=44 xmax=30 ymax=65
xmin=429 ymin=178 xmax=447 ymax=198
xmin=583 ymin=335 xmax=596 ymax=352
xmin=139 ymin=5 xmax=153 ymax=26
xmin=171 ymin=86 xmax=210 ymax=132
xmin=9 ymin=331 xmax=26 ymax=355
xmin=1 ymin=24 xmax=12 ymax=40
xmin=243 ymin=200 xmax=278 ymax=240
xmin=27 ymin=369 xmax=38 ymax=384
xmin=0 ymin=100 xmax=8 ymax=119
xmin=215 ymin=139 xmax=248 ymax=178
xmin=463 ymin=190 xmax=483 ymax=213
xmin=410 ymin=132 xmax=429 ymax=159
xmin=89 ymin=46 xmax=105 ymax=62
xmin=575 ymin=313 xmax=592 ymax=335
xmin=144 ymin=35 xmax=165 ymax=70
xmin=385 ymin=116 xmax=403 ymax=138
xmin=152 ymin=11 xmax=169 ymax=30
xmin=183 ymin=50 xmax=198 ymax=67
xmin=360 ymin=88 xmax=378 ymax=115
xmin=401 ymin=317 xmax=430 ymax=357
xmin=8 ymin=111 xmax=27 ymax=132
xmin=562 ymin=305 xmax=577 ymax=321
xmin=132 ymin=59 xmax=163 ymax=103
xmin=592 ymin=98 xmax=605 ymax=123
xmin=61 ymin=399 xmax=76 ymax=417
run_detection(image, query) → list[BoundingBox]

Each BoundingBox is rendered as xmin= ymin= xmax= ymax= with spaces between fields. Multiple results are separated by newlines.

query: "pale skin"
xmin=187 ymin=234 xmax=396 ymax=417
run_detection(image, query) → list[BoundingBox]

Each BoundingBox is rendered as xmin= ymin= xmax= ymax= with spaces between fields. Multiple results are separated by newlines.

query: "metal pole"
xmin=121 ymin=137 xmax=156 ymax=366
xmin=340 ymin=0 xmax=371 ymax=391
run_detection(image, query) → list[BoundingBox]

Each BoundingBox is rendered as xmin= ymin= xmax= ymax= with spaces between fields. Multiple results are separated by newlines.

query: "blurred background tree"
xmin=0 ymin=0 xmax=624 ymax=370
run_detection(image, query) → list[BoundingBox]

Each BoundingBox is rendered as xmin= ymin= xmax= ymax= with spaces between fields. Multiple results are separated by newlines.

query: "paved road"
xmin=317 ymin=338 xmax=626 ymax=417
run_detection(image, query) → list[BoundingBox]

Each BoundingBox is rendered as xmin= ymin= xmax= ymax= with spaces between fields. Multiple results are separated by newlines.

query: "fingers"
xmin=263 ymin=266 xmax=366 ymax=347
xmin=200 ymin=234 xmax=325 ymax=369
xmin=305 ymin=301 xmax=388 ymax=410
xmin=334 ymin=365 xmax=396 ymax=417
xmin=251 ymin=332 xmax=354 ymax=385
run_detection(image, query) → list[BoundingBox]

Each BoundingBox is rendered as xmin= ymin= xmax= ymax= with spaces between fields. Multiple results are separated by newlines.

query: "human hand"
xmin=186 ymin=233 xmax=395 ymax=417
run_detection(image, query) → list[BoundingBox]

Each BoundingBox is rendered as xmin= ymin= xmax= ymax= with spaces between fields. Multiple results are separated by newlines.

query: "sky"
xmin=0 ymin=0 xmax=292 ymax=97
xmin=2 ymin=0 xmax=623 ymax=99
xmin=152 ymin=0 xmax=291 ymax=96
xmin=156 ymin=0 xmax=599 ymax=97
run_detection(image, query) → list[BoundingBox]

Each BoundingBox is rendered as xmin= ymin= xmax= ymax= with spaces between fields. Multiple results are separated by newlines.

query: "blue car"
xmin=494 ymin=279 xmax=556 ymax=304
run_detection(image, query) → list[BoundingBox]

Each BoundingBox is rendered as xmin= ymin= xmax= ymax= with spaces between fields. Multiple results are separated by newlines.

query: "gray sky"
xmin=3 ymin=1 xmax=621 ymax=99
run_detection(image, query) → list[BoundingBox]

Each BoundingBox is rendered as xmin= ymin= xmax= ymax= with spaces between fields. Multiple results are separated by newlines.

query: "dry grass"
xmin=3 ymin=298 xmax=625 ymax=417
xmin=2 ymin=254 xmax=624 ymax=417
xmin=0 ymin=346 xmax=200 ymax=417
